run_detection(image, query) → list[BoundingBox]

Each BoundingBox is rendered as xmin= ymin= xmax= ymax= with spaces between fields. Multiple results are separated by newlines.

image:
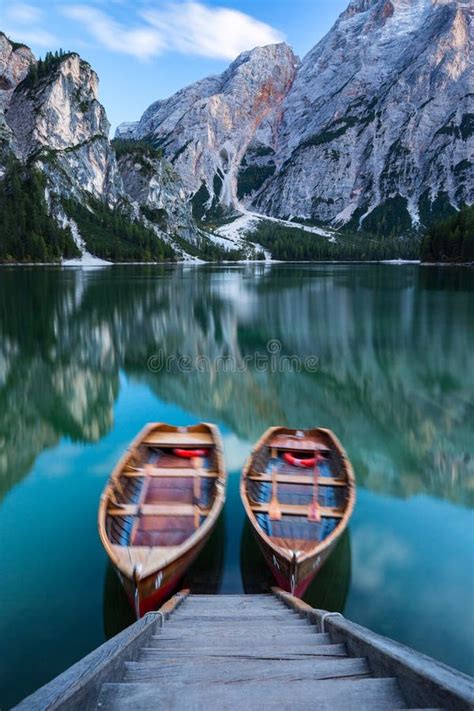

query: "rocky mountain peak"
xmin=249 ymin=0 xmax=472 ymax=229
xmin=117 ymin=42 xmax=299 ymax=214
xmin=6 ymin=52 xmax=109 ymax=160
xmin=0 ymin=33 xmax=35 ymax=101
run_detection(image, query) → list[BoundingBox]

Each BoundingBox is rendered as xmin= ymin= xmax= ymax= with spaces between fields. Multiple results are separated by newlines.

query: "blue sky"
xmin=2 ymin=0 xmax=348 ymax=132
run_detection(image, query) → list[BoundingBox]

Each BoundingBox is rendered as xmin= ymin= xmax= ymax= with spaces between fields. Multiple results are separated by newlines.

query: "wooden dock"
xmin=14 ymin=589 xmax=474 ymax=710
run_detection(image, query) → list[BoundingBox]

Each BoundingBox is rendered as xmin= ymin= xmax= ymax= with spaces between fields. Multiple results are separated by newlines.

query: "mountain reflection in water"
xmin=0 ymin=264 xmax=473 ymax=707
xmin=1 ymin=264 xmax=472 ymax=505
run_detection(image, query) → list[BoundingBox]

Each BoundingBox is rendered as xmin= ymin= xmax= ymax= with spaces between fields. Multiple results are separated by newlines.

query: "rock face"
xmin=0 ymin=38 xmax=198 ymax=255
xmin=252 ymin=0 xmax=473 ymax=228
xmin=5 ymin=52 xmax=122 ymax=202
xmin=117 ymin=43 xmax=299 ymax=218
xmin=119 ymin=0 xmax=472 ymax=230
xmin=0 ymin=33 xmax=35 ymax=173
xmin=116 ymin=150 xmax=197 ymax=243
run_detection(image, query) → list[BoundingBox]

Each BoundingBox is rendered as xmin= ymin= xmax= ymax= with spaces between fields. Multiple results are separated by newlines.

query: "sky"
xmin=1 ymin=0 xmax=349 ymax=132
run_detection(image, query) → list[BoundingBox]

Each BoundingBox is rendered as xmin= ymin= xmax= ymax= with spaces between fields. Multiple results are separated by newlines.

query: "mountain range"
xmin=0 ymin=0 xmax=472 ymax=263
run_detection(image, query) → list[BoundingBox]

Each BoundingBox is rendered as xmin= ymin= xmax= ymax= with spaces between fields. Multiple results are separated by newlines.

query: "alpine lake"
xmin=0 ymin=263 xmax=473 ymax=708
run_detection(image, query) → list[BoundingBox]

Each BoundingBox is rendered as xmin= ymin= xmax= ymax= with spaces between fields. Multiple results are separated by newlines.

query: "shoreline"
xmin=0 ymin=260 xmax=473 ymax=268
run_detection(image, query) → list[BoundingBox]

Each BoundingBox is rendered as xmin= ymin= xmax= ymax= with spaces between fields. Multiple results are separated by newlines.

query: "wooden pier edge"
xmin=12 ymin=589 xmax=190 ymax=711
xmin=271 ymin=587 xmax=474 ymax=711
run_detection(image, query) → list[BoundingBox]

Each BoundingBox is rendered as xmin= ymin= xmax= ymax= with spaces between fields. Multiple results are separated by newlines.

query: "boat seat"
xmin=142 ymin=432 xmax=214 ymax=446
xmin=250 ymin=502 xmax=344 ymax=518
xmin=107 ymin=503 xmax=211 ymax=516
xmin=248 ymin=473 xmax=346 ymax=486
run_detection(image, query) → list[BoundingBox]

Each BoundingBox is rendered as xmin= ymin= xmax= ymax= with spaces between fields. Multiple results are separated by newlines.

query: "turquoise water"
xmin=0 ymin=264 xmax=473 ymax=707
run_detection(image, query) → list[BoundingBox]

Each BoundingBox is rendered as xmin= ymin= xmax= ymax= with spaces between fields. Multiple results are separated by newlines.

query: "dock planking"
xmin=13 ymin=591 xmax=474 ymax=710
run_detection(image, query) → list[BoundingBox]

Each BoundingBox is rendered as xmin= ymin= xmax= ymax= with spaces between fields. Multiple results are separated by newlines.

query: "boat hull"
xmin=254 ymin=530 xmax=338 ymax=597
xmin=116 ymin=525 xmax=212 ymax=616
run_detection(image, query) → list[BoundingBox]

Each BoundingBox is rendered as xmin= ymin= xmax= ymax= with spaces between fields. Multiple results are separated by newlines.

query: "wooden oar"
xmin=308 ymin=453 xmax=321 ymax=522
xmin=192 ymin=456 xmax=203 ymax=528
xmin=269 ymin=466 xmax=282 ymax=521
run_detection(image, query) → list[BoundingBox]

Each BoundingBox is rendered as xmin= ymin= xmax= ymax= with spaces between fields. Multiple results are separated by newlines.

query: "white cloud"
xmin=61 ymin=1 xmax=284 ymax=61
xmin=5 ymin=2 xmax=42 ymax=24
xmin=4 ymin=2 xmax=58 ymax=47
xmin=143 ymin=1 xmax=284 ymax=60
xmin=61 ymin=5 xmax=164 ymax=59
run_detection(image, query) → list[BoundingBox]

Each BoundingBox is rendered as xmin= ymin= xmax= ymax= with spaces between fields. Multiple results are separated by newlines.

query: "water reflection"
xmin=0 ymin=264 xmax=473 ymax=506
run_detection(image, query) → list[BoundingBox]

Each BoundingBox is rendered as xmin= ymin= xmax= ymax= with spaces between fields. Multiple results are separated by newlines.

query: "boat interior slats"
xmin=108 ymin=503 xmax=211 ymax=517
xmin=122 ymin=468 xmax=219 ymax=478
xmin=141 ymin=432 xmax=214 ymax=446
xmin=248 ymin=473 xmax=347 ymax=486
xmin=268 ymin=434 xmax=330 ymax=452
xmin=106 ymin=435 xmax=219 ymax=550
xmin=247 ymin=480 xmax=346 ymax=509
xmin=255 ymin=513 xmax=340 ymax=541
xmin=250 ymin=503 xmax=344 ymax=517
xmin=132 ymin=518 xmax=197 ymax=547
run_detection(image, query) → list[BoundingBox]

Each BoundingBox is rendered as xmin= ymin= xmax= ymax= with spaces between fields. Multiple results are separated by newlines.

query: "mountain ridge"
xmin=0 ymin=0 xmax=472 ymax=263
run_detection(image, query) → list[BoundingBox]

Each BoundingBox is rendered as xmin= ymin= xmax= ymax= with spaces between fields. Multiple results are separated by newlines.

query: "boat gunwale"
xmin=240 ymin=426 xmax=356 ymax=565
xmin=98 ymin=421 xmax=226 ymax=581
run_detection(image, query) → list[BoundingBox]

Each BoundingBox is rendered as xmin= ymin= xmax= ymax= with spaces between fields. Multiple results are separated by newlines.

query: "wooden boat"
xmin=241 ymin=427 xmax=355 ymax=598
xmin=98 ymin=422 xmax=226 ymax=617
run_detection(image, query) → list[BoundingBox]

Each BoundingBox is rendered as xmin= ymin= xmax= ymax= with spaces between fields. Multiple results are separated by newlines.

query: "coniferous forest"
xmin=246 ymin=221 xmax=420 ymax=261
xmin=0 ymin=159 xmax=79 ymax=262
xmin=420 ymin=205 xmax=474 ymax=263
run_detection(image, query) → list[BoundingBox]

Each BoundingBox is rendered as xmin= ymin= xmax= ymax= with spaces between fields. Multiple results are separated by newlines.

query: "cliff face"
xmin=115 ymin=149 xmax=197 ymax=244
xmin=6 ymin=52 xmax=122 ymax=202
xmin=0 ymin=39 xmax=198 ymax=258
xmin=118 ymin=0 xmax=472 ymax=231
xmin=252 ymin=0 xmax=473 ymax=229
xmin=117 ymin=43 xmax=299 ymax=218
xmin=0 ymin=33 xmax=35 ymax=173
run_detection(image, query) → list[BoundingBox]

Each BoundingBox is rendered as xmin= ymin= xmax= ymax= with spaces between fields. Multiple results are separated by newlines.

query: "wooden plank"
xmin=150 ymin=639 xmax=337 ymax=652
xmin=250 ymin=502 xmax=344 ymax=518
xmin=170 ymin=613 xmax=308 ymax=622
xmin=273 ymin=588 xmax=474 ymax=711
xmin=123 ymin=657 xmax=371 ymax=684
xmin=151 ymin=632 xmax=330 ymax=645
xmin=268 ymin=434 xmax=330 ymax=453
xmin=249 ymin=473 xmax=346 ymax=487
xmin=138 ymin=644 xmax=348 ymax=660
xmin=108 ymin=504 xmax=211 ymax=517
xmin=122 ymin=468 xmax=218 ymax=479
xmin=142 ymin=432 xmax=214 ymax=446
xmin=96 ymin=678 xmax=405 ymax=710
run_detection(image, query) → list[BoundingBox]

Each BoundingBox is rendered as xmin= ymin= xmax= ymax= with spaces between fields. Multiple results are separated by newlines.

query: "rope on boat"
xmin=320 ymin=611 xmax=344 ymax=633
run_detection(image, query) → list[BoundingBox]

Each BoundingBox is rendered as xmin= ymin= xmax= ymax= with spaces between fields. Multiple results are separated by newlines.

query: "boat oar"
xmin=192 ymin=456 xmax=203 ymax=528
xmin=308 ymin=453 xmax=321 ymax=522
xmin=269 ymin=466 xmax=282 ymax=521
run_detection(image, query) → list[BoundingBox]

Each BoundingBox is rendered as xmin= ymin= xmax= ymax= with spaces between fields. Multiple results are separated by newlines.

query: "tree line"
xmin=62 ymin=198 xmax=175 ymax=262
xmin=22 ymin=50 xmax=72 ymax=88
xmin=247 ymin=221 xmax=419 ymax=261
xmin=0 ymin=158 xmax=79 ymax=262
xmin=421 ymin=205 xmax=473 ymax=263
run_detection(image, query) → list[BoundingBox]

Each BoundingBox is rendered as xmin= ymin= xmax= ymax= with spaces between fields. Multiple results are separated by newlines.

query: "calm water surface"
xmin=0 ymin=264 xmax=473 ymax=707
